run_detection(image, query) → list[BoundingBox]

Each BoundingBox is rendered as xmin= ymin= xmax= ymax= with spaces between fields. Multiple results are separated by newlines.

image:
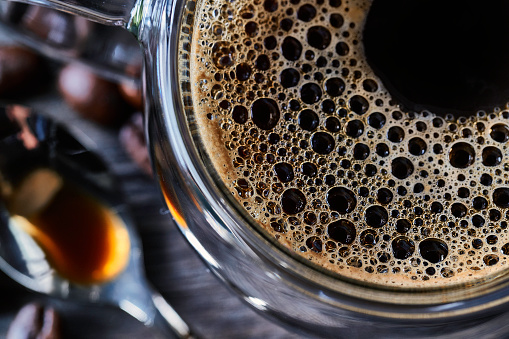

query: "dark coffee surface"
xmin=364 ymin=0 xmax=509 ymax=116
xmin=191 ymin=0 xmax=509 ymax=287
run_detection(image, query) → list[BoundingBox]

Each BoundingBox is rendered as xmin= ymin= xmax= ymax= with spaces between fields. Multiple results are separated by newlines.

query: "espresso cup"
xmin=4 ymin=0 xmax=509 ymax=337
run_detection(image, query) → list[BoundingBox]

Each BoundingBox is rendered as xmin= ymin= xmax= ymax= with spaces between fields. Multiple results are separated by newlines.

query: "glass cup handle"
xmin=0 ymin=0 xmax=149 ymax=81
xmin=11 ymin=0 xmax=141 ymax=27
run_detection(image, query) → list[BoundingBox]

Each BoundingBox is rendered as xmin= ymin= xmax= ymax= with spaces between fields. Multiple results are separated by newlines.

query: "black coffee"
xmin=190 ymin=0 xmax=509 ymax=288
xmin=364 ymin=0 xmax=509 ymax=116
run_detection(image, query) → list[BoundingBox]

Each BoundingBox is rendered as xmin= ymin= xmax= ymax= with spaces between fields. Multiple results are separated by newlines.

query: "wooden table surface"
xmin=0 ymin=41 xmax=302 ymax=339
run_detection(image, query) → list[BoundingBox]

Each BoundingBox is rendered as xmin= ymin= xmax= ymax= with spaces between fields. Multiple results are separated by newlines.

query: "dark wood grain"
xmin=0 ymin=57 xmax=301 ymax=339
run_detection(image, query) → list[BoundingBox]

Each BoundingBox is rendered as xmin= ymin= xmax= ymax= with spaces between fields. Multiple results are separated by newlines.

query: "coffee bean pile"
xmin=191 ymin=0 xmax=509 ymax=287
xmin=0 ymin=2 xmax=149 ymax=175
xmin=0 ymin=41 xmax=147 ymax=175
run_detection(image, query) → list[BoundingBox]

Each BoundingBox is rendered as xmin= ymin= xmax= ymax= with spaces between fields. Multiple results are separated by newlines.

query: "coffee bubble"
xmin=364 ymin=205 xmax=388 ymax=228
xmin=327 ymin=187 xmax=356 ymax=214
xmin=280 ymin=68 xmax=300 ymax=88
xmin=324 ymin=77 xmax=345 ymax=97
xmin=300 ymin=83 xmax=322 ymax=104
xmin=297 ymin=4 xmax=316 ymax=22
xmin=282 ymin=37 xmax=302 ymax=61
xmin=490 ymin=124 xmax=509 ymax=143
xmin=482 ymin=146 xmax=503 ymax=167
xmin=494 ymin=188 xmax=509 ymax=208
xmin=367 ymin=112 xmax=385 ymax=129
xmin=449 ymin=142 xmax=475 ymax=168
xmin=251 ymin=98 xmax=280 ymax=130
xmin=392 ymin=237 xmax=415 ymax=260
xmin=360 ymin=229 xmax=378 ymax=248
xmin=281 ymin=188 xmax=307 ymax=214
xmin=307 ymin=26 xmax=331 ymax=50
xmin=311 ymin=132 xmax=334 ymax=154
xmin=298 ymin=109 xmax=319 ymax=131
xmin=212 ymin=42 xmax=235 ymax=69
xmin=419 ymin=239 xmax=448 ymax=264
xmin=391 ymin=157 xmax=413 ymax=179
xmin=274 ymin=162 xmax=294 ymax=183
xmin=353 ymin=143 xmax=370 ymax=161
xmin=345 ymin=120 xmax=364 ymax=138
xmin=328 ymin=219 xmax=356 ymax=244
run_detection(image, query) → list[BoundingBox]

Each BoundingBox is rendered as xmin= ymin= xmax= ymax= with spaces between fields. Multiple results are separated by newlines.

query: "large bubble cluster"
xmin=190 ymin=0 xmax=509 ymax=287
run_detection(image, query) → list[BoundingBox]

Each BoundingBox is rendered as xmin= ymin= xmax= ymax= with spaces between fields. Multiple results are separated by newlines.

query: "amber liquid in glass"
xmin=7 ymin=169 xmax=130 ymax=285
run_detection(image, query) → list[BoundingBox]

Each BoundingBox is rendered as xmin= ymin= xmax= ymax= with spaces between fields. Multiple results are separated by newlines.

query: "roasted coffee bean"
xmin=58 ymin=63 xmax=132 ymax=126
xmin=21 ymin=6 xmax=92 ymax=49
xmin=119 ymin=80 xmax=143 ymax=111
xmin=6 ymin=303 xmax=60 ymax=339
xmin=0 ymin=45 xmax=45 ymax=97
xmin=119 ymin=112 xmax=152 ymax=175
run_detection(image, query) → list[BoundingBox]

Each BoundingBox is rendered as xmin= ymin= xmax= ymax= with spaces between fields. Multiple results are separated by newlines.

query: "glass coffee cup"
xmin=4 ymin=0 xmax=509 ymax=337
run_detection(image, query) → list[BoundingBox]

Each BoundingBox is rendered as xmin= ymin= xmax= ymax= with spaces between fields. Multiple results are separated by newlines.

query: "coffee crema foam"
xmin=189 ymin=0 xmax=509 ymax=287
